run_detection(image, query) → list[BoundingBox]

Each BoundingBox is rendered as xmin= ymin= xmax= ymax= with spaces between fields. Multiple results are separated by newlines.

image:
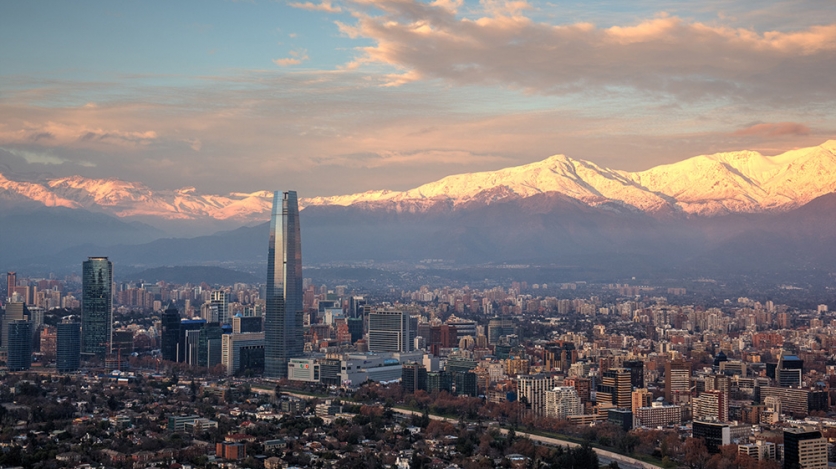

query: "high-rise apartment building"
xmin=82 ymin=257 xmax=113 ymax=358
xmin=57 ymin=320 xmax=81 ymax=372
xmin=518 ymin=374 xmax=558 ymax=416
xmin=665 ymin=359 xmax=691 ymax=404
xmin=211 ymin=291 xmax=229 ymax=325
xmin=693 ymin=390 xmax=728 ymax=422
xmin=545 ymin=386 xmax=583 ymax=419
xmin=264 ymin=191 xmax=303 ymax=378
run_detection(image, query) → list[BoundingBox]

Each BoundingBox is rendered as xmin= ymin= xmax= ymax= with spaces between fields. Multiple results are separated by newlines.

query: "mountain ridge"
xmin=2 ymin=140 xmax=835 ymax=224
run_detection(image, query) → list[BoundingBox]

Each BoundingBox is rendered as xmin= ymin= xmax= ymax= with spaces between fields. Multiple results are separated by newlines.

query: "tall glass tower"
xmin=264 ymin=191 xmax=303 ymax=378
xmin=82 ymin=256 xmax=113 ymax=358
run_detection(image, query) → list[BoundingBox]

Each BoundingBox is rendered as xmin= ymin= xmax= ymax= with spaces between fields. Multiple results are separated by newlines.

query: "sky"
xmin=1 ymin=0 xmax=835 ymax=197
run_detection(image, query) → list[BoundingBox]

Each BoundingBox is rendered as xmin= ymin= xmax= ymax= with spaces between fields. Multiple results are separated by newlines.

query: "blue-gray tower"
xmin=264 ymin=191 xmax=303 ymax=378
xmin=82 ymin=256 xmax=113 ymax=358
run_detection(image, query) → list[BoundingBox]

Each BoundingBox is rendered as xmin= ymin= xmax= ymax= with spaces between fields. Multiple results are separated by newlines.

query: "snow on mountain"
xmin=2 ymin=140 xmax=835 ymax=220
xmin=1 ymin=174 xmax=273 ymax=221
xmin=306 ymin=140 xmax=836 ymax=215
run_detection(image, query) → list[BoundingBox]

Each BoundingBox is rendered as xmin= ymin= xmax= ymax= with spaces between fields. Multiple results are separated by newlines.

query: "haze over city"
xmin=2 ymin=1 xmax=835 ymax=197
xmin=3 ymin=2 xmax=836 ymax=469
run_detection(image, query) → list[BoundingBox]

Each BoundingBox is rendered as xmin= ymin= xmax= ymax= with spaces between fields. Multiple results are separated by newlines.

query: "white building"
xmin=545 ymin=386 xmax=583 ymax=420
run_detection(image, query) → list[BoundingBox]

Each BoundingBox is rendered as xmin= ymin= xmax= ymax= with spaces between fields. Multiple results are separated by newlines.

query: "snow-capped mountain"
xmin=2 ymin=140 xmax=835 ymax=221
xmin=0 ymin=173 xmax=273 ymax=221
xmin=306 ymin=140 xmax=836 ymax=215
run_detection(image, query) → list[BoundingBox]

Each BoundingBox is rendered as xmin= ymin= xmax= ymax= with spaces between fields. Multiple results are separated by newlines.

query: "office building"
xmin=347 ymin=316 xmax=364 ymax=344
xmin=402 ymin=362 xmax=428 ymax=393
xmin=427 ymin=371 xmax=452 ymax=393
xmin=608 ymin=408 xmax=633 ymax=431
xmin=487 ymin=318 xmax=516 ymax=345
xmin=264 ymin=191 xmax=303 ymax=379
xmin=198 ymin=322 xmax=223 ymax=368
xmin=776 ymin=354 xmax=804 ymax=388
xmin=221 ymin=332 xmax=265 ymax=375
xmin=759 ymin=386 xmax=825 ymax=417
xmin=692 ymin=421 xmax=730 ymax=453
xmin=784 ymin=427 xmax=827 ymax=469
xmin=2 ymin=301 xmax=28 ymax=350
xmin=178 ymin=319 xmax=206 ymax=364
xmin=6 ymin=319 xmax=31 ymax=371
xmin=57 ymin=320 xmax=81 ymax=372
xmin=160 ymin=304 xmax=181 ymax=362
xmin=454 ymin=371 xmax=478 ymax=397
xmin=623 ymin=359 xmax=645 ymax=388
xmin=368 ymin=310 xmax=417 ymax=353
xmin=597 ymin=367 xmax=632 ymax=409
xmin=5 ymin=272 xmax=15 ymax=302
xmin=232 ymin=315 xmax=261 ymax=334
xmin=82 ymin=257 xmax=113 ymax=358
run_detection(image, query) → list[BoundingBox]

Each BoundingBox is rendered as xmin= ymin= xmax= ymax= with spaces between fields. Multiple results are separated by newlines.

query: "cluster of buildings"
xmin=5 ymin=190 xmax=836 ymax=469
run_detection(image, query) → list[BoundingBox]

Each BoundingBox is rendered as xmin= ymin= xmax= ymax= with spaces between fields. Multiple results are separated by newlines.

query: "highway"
xmin=388 ymin=407 xmax=661 ymax=469
xmin=266 ymin=389 xmax=661 ymax=468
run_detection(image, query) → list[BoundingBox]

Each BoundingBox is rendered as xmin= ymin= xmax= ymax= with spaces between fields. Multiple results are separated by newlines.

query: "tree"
xmin=683 ymin=438 xmax=710 ymax=469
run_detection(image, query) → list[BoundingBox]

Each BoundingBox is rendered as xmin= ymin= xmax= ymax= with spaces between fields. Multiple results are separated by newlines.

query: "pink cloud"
xmin=733 ymin=122 xmax=811 ymax=137
xmin=334 ymin=0 xmax=836 ymax=101
xmin=273 ymin=49 xmax=310 ymax=66
xmin=288 ymin=0 xmax=342 ymax=13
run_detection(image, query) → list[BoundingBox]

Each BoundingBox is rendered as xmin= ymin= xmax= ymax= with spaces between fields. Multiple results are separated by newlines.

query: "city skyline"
xmin=1 ymin=1 xmax=834 ymax=197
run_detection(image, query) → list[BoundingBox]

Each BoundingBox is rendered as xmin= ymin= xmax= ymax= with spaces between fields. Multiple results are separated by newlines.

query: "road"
xmin=271 ymin=390 xmax=661 ymax=469
xmin=389 ymin=407 xmax=662 ymax=469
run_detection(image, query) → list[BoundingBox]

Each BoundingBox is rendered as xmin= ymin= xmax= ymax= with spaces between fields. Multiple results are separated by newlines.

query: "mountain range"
xmin=2 ymin=140 xmax=836 ymax=280
xmin=3 ymin=140 xmax=836 ymax=223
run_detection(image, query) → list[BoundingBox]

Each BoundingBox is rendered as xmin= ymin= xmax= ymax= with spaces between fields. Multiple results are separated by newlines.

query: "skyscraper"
xmin=57 ymin=320 xmax=81 ymax=373
xmin=7 ymin=319 xmax=32 ymax=371
xmin=6 ymin=272 xmax=15 ymax=302
xmin=264 ymin=191 xmax=303 ymax=379
xmin=160 ymin=303 xmax=181 ymax=362
xmin=82 ymin=257 xmax=113 ymax=358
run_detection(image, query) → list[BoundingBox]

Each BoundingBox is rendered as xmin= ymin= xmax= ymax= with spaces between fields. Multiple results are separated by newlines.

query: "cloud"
xmin=335 ymin=0 xmax=836 ymax=104
xmin=2 ymin=148 xmax=96 ymax=167
xmin=733 ymin=122 xmax=811 ymax=137
xmin=273 ymin=49 xmax=310 ymax=66
xmin=288 ymin=0 xmax=341 ymax=13
xmin=0 ymin=121 xmax=158 ymax=147
xmin=311 ymin=149 xmax=511 ymax=168
xmin=187 ymin=138 xmax=203 ymax=151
